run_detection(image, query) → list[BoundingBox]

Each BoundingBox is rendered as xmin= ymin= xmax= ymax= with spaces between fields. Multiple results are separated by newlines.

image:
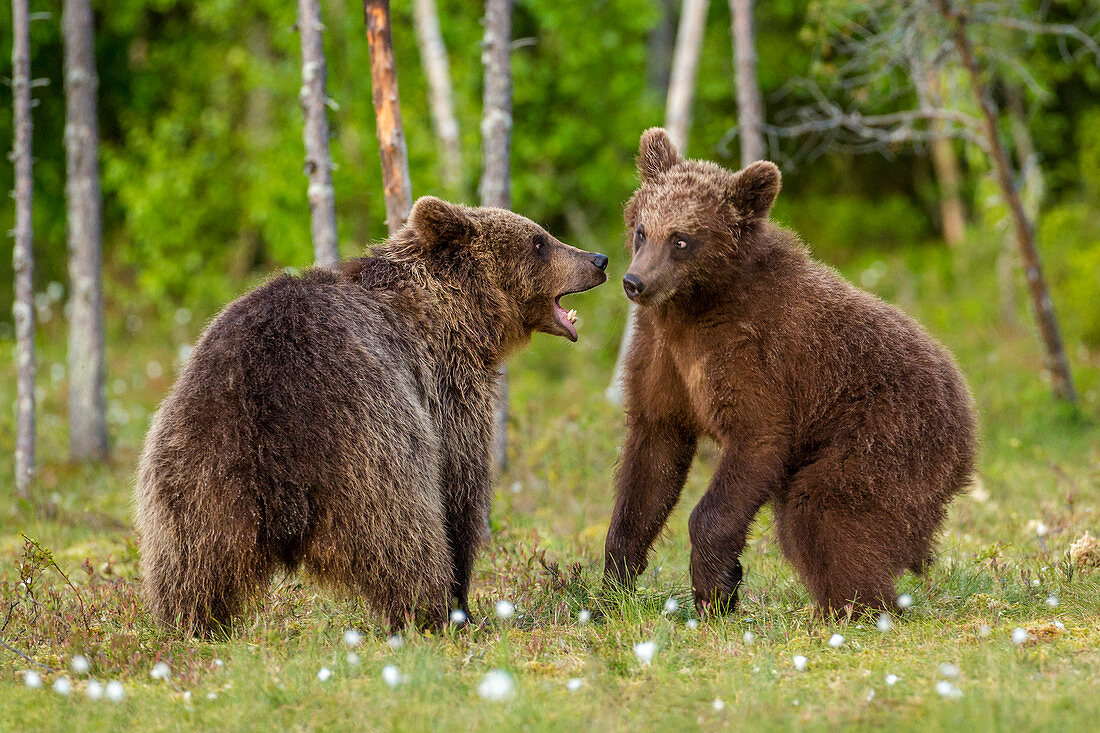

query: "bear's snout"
xmin=591 ymin=253 xmax=609 ymax=271
xmin=623 ymin=273 xmax=644 ymax=300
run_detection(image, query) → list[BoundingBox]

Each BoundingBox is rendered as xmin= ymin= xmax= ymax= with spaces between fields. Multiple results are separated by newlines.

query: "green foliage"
xmin=1038 ymin=201 xmax=1100 ymax=347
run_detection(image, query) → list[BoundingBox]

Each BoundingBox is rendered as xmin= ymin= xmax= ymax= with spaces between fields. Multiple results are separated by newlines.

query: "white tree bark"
xmin=481 ymin=0 xmax=513 ymax=470
xmin=12 ymin=0 xmax=35 ymax=496
xmin=63 ymin=0 xmax=109 ymax=461
xmin=729 ymin=0 xmax=764 ymax=166
xmin=414 ymin=0 xmax=462 ymax=192
xmin=610 ymin=0 xmax=708 ymax=403
xmin=298 ymin=0 xmax=340 ymax=267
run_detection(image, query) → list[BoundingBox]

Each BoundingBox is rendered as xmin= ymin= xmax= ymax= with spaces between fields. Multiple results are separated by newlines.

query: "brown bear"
xmin=136 ymin=196 xmax=608 ymax=635
xmin=604 ymin=128 xmax=976 ymax=616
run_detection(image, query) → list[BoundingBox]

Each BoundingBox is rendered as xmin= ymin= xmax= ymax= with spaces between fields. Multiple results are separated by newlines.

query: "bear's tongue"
xmin=553 ymin=297 xmax=578 ymax=340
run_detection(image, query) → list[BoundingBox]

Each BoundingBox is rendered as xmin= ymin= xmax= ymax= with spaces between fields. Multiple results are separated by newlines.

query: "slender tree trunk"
xmin=729 ymin=0 xmax=763 ymax=166
xmin=647 ymin=0 xmax=677 ymax=92
xmin=611 ymin=0 xmax=708 ymax=403
xmin=414 ymin=0 xmax=462 ymax=193
xmin=942 ymin=1 xmax=1076 ymax=403
xmin=364 ymin=0 xmax=412 ymax=235
xmin=925 ymin=71 xmax=966 ymax=246
xmin=664 ymin=0 xmax=709 ymax=152
xmin=482 ymin=0 xmax=513 ymax=471
xmin=63 ymin=0 xmax=108 ymax=460
xmin=12 ymin=0 xmax=35 ymax=497
xmin=298 ymin=0 xmax=340 ymax=266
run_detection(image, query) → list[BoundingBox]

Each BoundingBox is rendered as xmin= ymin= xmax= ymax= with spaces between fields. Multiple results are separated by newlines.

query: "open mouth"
xmin=553 ymin=294 xmax=580 ymax=341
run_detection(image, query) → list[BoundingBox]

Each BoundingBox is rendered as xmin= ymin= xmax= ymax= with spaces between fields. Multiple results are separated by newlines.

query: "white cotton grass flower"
xmin=387 ymin=634 xmax=404 ymax=650
xmin=865 ymin=688 xmax=875 ymax=701
xmin=477 ymin=669 xmax=514 ymax=700
xmin=828 ymin=633 xmax=845 ymax=648
xmin=150 ymin=661 xmax=171 ymax=681
xmin=24 ymin=670 xmax=42 ymax=689
xmin=686 ymin=619 xmax=698 ymax=630
xmin=792 ymin=655 xmax=808 ymax=671
xmin=936 ymin=680 xmax=963 ymax=698
xmin=207 ymin=692 xmax=217 ymax=701
xmin=1012 ymin=627 xmax=1029 ymax=645
xmin=885 ymin=674 xmax=899 ymax=686
xmin=53 ymin=677 xmax=72 ymax=696
xmin=897 ymin=593 xmax=914 ymax=609
xmin=214 ymin=659 xmax=224 ymax=668
xmin=979 ymin=624 xmax=992 ymax=638
xmin=663 ymin=597 xmax=679 ymax=615
xmin=105 ymin=680 xmax=125 ymax=702
xmin=1053 ymin=620 xmax=1065 ymax=629
xmin=343 ymin=628 xmax=363 ymax=647
xmin=1046 ymin=595 xmax=1059 ymax=608
xmin=578 ymin=609 xmax=591 ymax=625
xmin=743 ymin=630 xmax=755 ymax=645
xmin=876 ymin=614 xmax=893 ymax=632
xmin=85 ymin=680 xmax=104 ymax=700
xmin=566 ymin=678 xmax=584 ymax=692
xmin=317 ymin=667 xmax=333 ymax=682
xmin=346 ymin=652 xmax=360 ymax=666
xmin=939 ymin=663 xmax=959 ymax=678
xmin=71 ymin=655 xmax=90 ymax=675
xmin=450 ymin=609 xmax=468 ymax=625
xmin=382 ymin=665 xmax=403 ymax=688
xmin=634 ymin=641 xmax=657 ymax=666
xmin=495 ymin=600 xmax=516 ymax=620
xmin=712 ymin=698 xmax=726 ymax=711
xmin=1031 ymin=578 xmax=1040 ymax=587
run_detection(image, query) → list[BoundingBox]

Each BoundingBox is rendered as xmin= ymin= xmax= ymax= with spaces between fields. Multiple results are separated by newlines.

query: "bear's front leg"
xmin=604 ymin=415 xmax=697 ymax=589
xmin=688 ymin=443 xmax=783 ymax=616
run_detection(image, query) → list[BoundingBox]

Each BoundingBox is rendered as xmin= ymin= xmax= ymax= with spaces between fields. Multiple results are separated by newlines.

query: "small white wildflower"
xmin=876 ymin=614 xmax=893 ymax=632
xmin=1012 ymin=627 xmax=1029 ymax=645
xmin=150 ymin=662 xmax=171 ymax=681
xmin=478 ymin=669 xmax=514 ymax=700
xmin=70 ymin=655 xmax=90 ymax=675
xmin=495 ymin=600 xmax=516 ymax=620
xmin=1032 ymin=521 xmax=1049 ymax=537
xmin=939 ymin=663 xmax=959 ymax=678
xmin=86 ymin=680 xmax=104 ymax=700
xmin=317 ymin=667 xmax=332 ymax=682
xmin=897 ymin=593 xmax=914 ymax=609
xmin=53 ymin=677 xmax=72 ymax=696
xmin=450 ymin=609 xmax=467 ymax=625
xmin=828 ymin=633 xmax=845 ymax=648
xmin=979 ymin=624 xmax=991 ymax=638
xmin=24 ymin=670 xmax=42 ymax=689
xmin=663 ymin=597 xmax=679 ymax=615
xmin=634 ymin=641 xmax=657 ymax=665
xmin=214 ymin=659 xmax=224 ymax=667
xmin=936 ymin=680 xmax=963 ymax=698
xmin=866 ymin=688 xmax=875 ymax=701
xmin=105 ymin=681 xmax=125 ymax=702
xmin=1031 ymin=579 xmax=1040 ymax=587
xmin=566 ymin=678 xmax=583 ymax=692
xmin=346 ymin=652 xmax=360 ymax=666
xmin=792 ymin=655 xmax=808 ymax=671
xmin=343 ymin=628 xmax=363 ymax=647
xmin=712 ymin=698 xmax=726 ymax=711
xmin=382 ymin=664 xmax=402 ymax=688
xmin=183 ymin=691 xmax=192 ymax=704
xmin=1046 ymin=595 xmax=1059 ymax=607
xmin=743 ymin=630 xmax=755 ymax=645
xmin=387 ymin=634 xmax=404 ymax=650
xmin=1053 ymin=620 xmax=1065 ymax=629
xmin=686 ymin=619 xmax=698 ymax=630
xmin=578 ymin=609 xmax=591 ymax=625
xmin=885 ymin=674 xmax=899 ymax=686
xmin=206 ymin=692 xmax=217 ymax=700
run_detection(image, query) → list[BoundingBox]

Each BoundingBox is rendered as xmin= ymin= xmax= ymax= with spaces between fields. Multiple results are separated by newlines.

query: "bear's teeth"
xmin=566 ymin=309 xmax=578 ymax=323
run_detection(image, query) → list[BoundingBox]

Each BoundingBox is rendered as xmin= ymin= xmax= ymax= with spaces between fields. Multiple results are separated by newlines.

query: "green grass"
xmin=2 ymin=236 xmax=1099 ymax=731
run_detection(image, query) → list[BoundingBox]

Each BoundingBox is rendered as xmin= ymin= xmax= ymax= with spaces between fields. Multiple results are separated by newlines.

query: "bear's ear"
xmin=726 ymin=160 xmax=781 ymax=221
xmin=408 ymin=196 xmax=473 ymax=249
xmin=637 ymin=127 xmax=680 ymax=182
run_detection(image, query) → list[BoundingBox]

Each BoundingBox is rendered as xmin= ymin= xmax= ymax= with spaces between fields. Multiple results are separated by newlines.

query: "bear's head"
xmin=407 ymin=196 xmax=608 ymax=343
xmin=622 ymin=127 xmax=781 ymax=307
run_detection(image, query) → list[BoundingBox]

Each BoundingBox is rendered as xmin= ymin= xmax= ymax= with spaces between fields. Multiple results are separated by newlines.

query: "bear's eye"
xmin=633 ymin=226 xmax=645 ymax=250
xmin=533 ymin=234 xmax=547 ymax=252
xmin=675 ymin=239 xmax=688 ymax=249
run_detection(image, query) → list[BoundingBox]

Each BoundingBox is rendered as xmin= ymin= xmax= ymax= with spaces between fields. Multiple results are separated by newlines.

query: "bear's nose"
xmin=591 ymin=253 xmax=609 ymax=271
xmin=623 ymin=274 xmax=644 ymax=299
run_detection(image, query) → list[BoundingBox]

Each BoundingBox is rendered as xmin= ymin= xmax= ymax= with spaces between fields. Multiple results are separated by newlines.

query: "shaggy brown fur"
xmin=604 ymin=129 xmax=977 ymax=616
xmin=137 ymin=196 xmax=607 ymax=635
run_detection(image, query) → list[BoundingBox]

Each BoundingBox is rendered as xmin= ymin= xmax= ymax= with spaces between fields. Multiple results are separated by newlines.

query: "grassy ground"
xmin=1 ymin=234 xmax=1098 ymax=731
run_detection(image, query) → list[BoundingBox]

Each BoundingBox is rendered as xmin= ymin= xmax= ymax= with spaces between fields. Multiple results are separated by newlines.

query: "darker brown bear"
xmin=137 ymin=196 xmax=607 ymax=635
xmin=604 ymin=128 xmax=976 ymax=616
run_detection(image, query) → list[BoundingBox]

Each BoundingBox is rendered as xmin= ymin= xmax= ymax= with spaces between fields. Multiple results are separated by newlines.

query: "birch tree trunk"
xmin=298 ymin=0 xmax=340 ymax=267
xmin=482 ymin=0 xmax=513 ymax=471
xmin=610 ymin=0 xmax=708 ymax=403
xmin=414 ymin=0 xmax=462 ymax=193
xmin=729 ymin=0 xmax=764 ymax=166
xmin=925 ymin=71 xmax=966 ymax=246
xmin=664 ymin=0 xmax=709 ymax=152
xmin=12 ymin=0 xmax=35 ymax=496
xmin=63 ymin=0 xmax=109 ymax=461
xmin=942 ymin=1 xmax=1076 ymax=403
xmin=364 ymin=0 xmax=413 ymax=235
